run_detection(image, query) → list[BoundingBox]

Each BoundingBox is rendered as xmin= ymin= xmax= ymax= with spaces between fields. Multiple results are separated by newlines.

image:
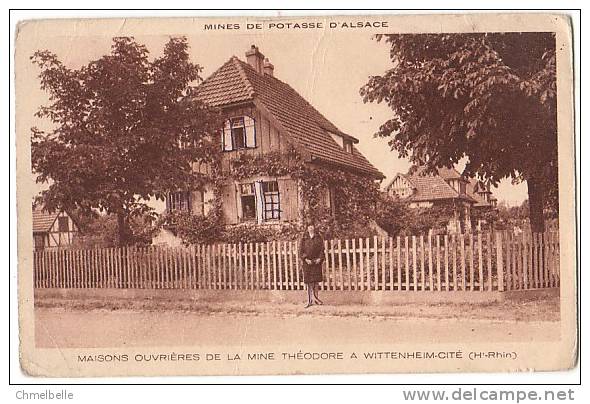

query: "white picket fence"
xmin=33 ymin=231 xmax=560 ymax=292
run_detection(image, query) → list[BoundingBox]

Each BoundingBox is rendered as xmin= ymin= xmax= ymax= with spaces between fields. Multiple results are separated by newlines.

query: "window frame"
xmin=237 ymin=179 xmax=282 ymax=223
xmin=222 ymin=115 xmax=257 ymax=151
xmin=343 ymin=140 xmax=353 ymax=153
xmin=57 ymin=216 xmax=69 ymax=233
xmin=34 ymin=234 xmax=45 ymax=250
xmin=459 ymin=182 xmax=467 ymax=195
xmin=239 ymin=182 xmax=257 ymax=222
xmin=261 ymin=180 xmax=281 ymax=221
xmin=167 ymin=191 xmax=192 ymax=213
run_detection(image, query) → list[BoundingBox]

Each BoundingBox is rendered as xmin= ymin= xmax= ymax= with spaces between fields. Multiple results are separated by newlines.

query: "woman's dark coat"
xmin=299 ymin=232 xmax=325 ymax=283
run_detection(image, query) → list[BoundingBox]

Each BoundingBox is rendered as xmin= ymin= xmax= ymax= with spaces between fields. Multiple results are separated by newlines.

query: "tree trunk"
xmin=116 ymin=212 xmax=130 ymax=246
xmin=527 ymin=175 xmax=546 ymax=233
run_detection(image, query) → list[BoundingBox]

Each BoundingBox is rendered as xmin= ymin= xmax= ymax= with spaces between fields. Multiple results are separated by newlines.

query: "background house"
xmin=32 ymin=207 xmax=79 ymax=250
xmin=386 ymin=166 xmax=497 ymax=233
xmin=153 ymin=45 xmax=383 ymax=245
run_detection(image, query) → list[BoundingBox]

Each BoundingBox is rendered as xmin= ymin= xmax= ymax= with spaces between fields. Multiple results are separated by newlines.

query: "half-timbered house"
xmin=385 ymin=167 xmax=497 ymax=233
xmin=153 ymin=45 xmax=383 ymax=245
xmin=32 ymin=207 xmax=79 ymax=250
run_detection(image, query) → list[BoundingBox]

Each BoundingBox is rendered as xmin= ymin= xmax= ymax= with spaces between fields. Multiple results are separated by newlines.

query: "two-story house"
xmin=153 ymin=46 xmax=383 ymax=245
xmin=386 ymin=166 xmax=496 ymax=233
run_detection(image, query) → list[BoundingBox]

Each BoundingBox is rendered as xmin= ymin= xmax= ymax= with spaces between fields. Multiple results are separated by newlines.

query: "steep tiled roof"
xmin=192 ymin=57 xmax=254 ymax=107
xmin=387 ymin=165 xmax=477 ymax=203
xmin=403 ymin=174 xmax=471 ymax=202
xmin=436 ymin=167 xmax=493 ymax=207
xmin=467 ymin=178 xmax=492 ymax=207
xmin=32 ymin=209 xmax=59 ymax=233
xmin=436 ymin=166 xmax=464 ymax=180
xmin=192 ymin=56 xmax=383 ymax=178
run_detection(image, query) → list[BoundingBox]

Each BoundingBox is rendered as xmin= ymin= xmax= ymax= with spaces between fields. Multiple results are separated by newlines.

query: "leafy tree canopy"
xmin=361 ymin=33 xmax=557 ymax=232
xmin=31 ymin=37 xmax=222 ymax=244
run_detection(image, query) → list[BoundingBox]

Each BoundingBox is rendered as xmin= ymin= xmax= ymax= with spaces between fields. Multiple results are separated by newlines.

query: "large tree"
xmin=31 ymin=37 xmax=221 ymax=245
xmin=361 ymin=33 xmax=557 ymax=232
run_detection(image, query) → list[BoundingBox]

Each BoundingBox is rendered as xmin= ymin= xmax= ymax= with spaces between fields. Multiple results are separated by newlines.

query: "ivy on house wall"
xmin=155 ymin=146 xmax=484 ymax=245
xmin=157 ymin=147 xmax=390 ymax=244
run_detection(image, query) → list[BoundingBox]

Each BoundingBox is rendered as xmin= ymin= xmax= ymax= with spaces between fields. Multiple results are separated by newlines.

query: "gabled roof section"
xmin=467 ymin=178 xmax=493 ymax=207
xmin=403 ymin=174 xmax=469 ymax=202
xmin=32 ymin=208 xmax=60 ymax=233
xmin=384 ymin=173 xmax=413 ymax=191
xmin=192 ymin=57 xmax=254 ymax=107
xmin=388 ymin=166 xmax=477 ymax=203
xmin=436 ymin=166 xmax=465 ymax=180
xmin=192 ymin=55 xmax=383 ymax=179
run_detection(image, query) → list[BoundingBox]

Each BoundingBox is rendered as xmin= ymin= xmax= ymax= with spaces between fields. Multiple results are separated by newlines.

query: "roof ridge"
xmin=192 ymin=57 xmax=236 ymax=93
xmin=193 ymin=54 xmax=383 ymax=178
xmin=408 ymin=171 xmax=461 ymax=197
xmin=400 ymin=173 xmax=416 ymax=189
xmin=231 ymin=57 xmax=256 ymax=98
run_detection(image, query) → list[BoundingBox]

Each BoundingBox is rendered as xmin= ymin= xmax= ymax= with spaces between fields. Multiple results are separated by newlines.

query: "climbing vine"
xmin=158 ymin=147 xmax=390 ymax=244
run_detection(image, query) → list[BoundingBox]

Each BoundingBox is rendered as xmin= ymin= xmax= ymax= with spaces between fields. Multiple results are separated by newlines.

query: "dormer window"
xmin=222 ymin=116 xmax=256 ymax=151
xmin=343 ymin=140 xmax=353 ymax=154
xmin=459 ymin=182 xmax=466 ymax=195
xmin=328 ymin=130 xmax=354 ymax=153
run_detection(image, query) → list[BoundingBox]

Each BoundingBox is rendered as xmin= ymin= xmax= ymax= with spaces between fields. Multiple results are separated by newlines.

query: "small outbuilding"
xmin=32 ymin=207 xmax=79 ymax=250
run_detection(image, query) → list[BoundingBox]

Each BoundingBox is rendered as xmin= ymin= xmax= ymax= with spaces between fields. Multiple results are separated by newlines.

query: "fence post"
xmin=365 ymin=237 xmax=371 ymax=291
xmin=396 ymin=236 xmax=401 ymax=291
xmin=388 ymin=237 xmax=394 ymax=291
xmin=345 ymin=239 xmax=351 ymax=291
xmin=412 ymin=236 xmax=417 ymax=291
xmin=381 ymin=236 xmax=387 ymax=291
xmin=477 ymin=232 xmax=483 ymax=292
xmin=419 ymin=235 xmax=425 ymax=291
xmin=373 ymin=235 xmax=378 ymax=291
xmin=468 ymin=233 xmax=474 ymax=291
xmin=359 ymin=238 xmax=365 ymax=291
xmin=428 ymin=231 xmax=433 ymax=291
xmin=495 ymin=232 xmax=504 ymax=292
xmin=459 ymin=234 xmax=466 ymax=291
xmin=338 ymin=239 xmax=344 ymax=291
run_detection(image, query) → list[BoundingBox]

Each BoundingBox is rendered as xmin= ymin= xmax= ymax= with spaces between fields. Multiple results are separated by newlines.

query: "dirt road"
xmin=35 ymin=307 xmax=559 ymax=348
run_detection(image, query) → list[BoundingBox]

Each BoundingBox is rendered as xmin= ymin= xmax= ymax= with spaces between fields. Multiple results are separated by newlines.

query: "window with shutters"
xmin=238 ymin=180 xmax=282 ymax=223
xmin=167 ymin=191 xmax=192 ymax=213
xmin=222 ymin=116 xmax=256 ymax=151
xmin=262 ymin=181 xmax=280 ymax=221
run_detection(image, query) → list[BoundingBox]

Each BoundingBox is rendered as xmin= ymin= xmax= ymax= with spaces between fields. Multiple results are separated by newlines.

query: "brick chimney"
xmin=245 ymin=45 xmax=265 ymax=74
xmin=263 ymin=58 xmax=274 ymax=76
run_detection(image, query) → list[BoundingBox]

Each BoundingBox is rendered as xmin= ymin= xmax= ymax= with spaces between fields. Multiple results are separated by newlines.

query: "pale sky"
xmin=20 ymin=29 xmax=528 ymax=206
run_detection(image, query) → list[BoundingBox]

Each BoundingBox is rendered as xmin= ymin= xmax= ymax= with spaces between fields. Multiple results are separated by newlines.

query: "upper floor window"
xmin=222 ymin=116 xmax=256 ymax=151
xmin=167 ymin=191 xmax=191 ymax=213
xmin=459 ymin=182 xmax=467 ymax=195
xmin=57 ymin=216 xmax=69 ymax=232
xmin=343 ymin=140 xmax=353 ymax=153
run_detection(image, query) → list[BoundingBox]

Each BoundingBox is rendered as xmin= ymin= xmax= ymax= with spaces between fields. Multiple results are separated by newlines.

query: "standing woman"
xmin=299 ymin=222 xmax=325 ymax=308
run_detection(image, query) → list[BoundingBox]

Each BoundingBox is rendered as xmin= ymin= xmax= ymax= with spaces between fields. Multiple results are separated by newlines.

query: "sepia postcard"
xmin=15 ymin=13 xmax=577 ymax=377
